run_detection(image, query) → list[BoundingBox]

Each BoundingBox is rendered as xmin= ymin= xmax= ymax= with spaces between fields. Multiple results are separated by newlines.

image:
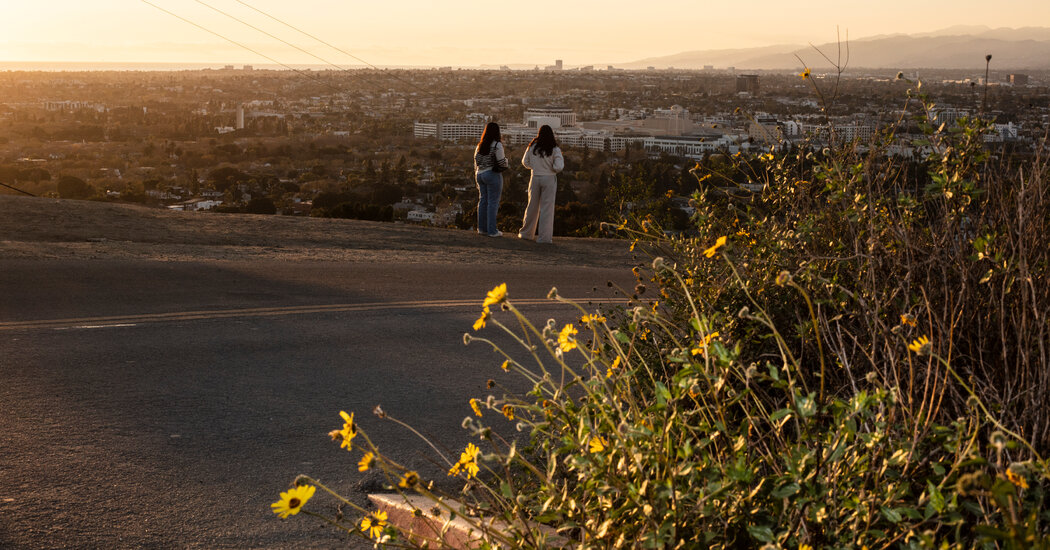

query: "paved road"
xmin=0 ymin=259 xmax=637 ymax=549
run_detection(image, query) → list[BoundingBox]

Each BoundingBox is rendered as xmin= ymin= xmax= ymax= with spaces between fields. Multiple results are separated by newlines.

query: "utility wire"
xmin=192 ymin=0 xmax=397 ymax=95
xmin=232 ymin=0 xmax=380 ymax=70
xmin=139 ymin=0 xmax=348 ymax=96
xmin=194 ymin=0 xmax=353 ymax=72
xmin=231 ymin=0 xmax=432 ymax=96
xmin=0 ymin=181 xmax=37 ymax=197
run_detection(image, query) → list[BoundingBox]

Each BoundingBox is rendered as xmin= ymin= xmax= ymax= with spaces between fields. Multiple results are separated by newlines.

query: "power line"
xmin=0 ymin=181 xmax=37 ymax=197
xmin=232 ymin=0 xmax=381 ymax=70
xmin=139 ymin=0 xmax=348 ymax=96
xmin=191 ymin=0 xmax=400 ymax=95
xmin=231 ymin=0 xmax=432 ymax=96
xmin=194 ymin=0 xmax=354 ymax=73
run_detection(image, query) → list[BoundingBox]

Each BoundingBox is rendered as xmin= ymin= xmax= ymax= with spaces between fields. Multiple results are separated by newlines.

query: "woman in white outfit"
xmin=518 ymin=125 xmax=564 ymax=244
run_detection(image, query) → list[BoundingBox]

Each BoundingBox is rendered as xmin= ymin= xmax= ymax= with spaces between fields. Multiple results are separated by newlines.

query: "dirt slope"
xmin=0 ymin=196 xmax=637 ymax=268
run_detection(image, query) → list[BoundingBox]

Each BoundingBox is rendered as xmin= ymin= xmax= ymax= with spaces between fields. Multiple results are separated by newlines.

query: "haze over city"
xmin=3 ymin=0 xmax=1050 ymax=68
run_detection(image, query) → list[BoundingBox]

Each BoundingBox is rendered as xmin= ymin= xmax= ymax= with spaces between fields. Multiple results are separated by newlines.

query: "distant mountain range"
xmin=621 ymin=26 xmax=1050 ymax=71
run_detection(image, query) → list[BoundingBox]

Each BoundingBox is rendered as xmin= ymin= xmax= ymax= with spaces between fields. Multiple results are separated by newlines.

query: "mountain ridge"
xmin=621 ymin=26 xmax=1050 ymax=71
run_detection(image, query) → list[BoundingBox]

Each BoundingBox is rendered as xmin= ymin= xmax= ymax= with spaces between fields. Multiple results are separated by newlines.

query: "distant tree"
xmin=56 ymin=175 xmax=94 ymax=199
xmin=208 ymin=166 xmax=251 ymax=191
xmin=17 ymin=167 xmax=51 ymax=182
xmin=245 ymin=197 xmax=277 ymax=215
xmin=312 ymin=191 xmax=353 ymax=211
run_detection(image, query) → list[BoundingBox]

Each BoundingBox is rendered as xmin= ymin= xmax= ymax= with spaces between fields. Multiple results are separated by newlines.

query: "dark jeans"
xmin=476 ymin=169 xmax=503 ymax=235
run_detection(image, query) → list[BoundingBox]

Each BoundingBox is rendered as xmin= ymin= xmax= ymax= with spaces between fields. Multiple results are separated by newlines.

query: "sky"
xmin=1 ymin=0 xmax=1048 ymax=68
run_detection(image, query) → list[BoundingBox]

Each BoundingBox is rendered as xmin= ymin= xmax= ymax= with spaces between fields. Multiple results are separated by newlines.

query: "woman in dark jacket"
xmin=473 ymin=122 xmax=509 ymax=237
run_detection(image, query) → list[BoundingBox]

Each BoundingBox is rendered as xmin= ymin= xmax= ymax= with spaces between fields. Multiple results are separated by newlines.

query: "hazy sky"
xmin=2 ymin=0 xmax=1048 ymax=67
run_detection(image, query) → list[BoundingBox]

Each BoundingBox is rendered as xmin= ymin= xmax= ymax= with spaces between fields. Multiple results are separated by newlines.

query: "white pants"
xmin=518 ymin=174 xmax=557 ymax=243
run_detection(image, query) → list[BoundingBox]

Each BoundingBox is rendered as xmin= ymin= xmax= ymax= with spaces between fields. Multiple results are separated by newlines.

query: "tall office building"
xmin=736 ymin=74 xmax=759 ymax=95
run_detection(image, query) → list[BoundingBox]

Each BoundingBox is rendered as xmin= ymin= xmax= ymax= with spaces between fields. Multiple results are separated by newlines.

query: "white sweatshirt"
xmin=521 ymin=145 xmax=564 ymax=176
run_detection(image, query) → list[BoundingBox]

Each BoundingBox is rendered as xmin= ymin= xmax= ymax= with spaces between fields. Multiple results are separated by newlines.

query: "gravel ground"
xmin=0 ymin=195 xmax=636 ymax=268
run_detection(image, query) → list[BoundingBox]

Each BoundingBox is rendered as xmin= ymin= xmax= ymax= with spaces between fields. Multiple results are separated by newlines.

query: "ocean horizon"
xmin=0 ymin=61 xmax=387 ymax=72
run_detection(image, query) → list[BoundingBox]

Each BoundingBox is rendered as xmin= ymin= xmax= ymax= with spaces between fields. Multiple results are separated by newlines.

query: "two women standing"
xmin=474 ymin=123 xmax=563 ymax=243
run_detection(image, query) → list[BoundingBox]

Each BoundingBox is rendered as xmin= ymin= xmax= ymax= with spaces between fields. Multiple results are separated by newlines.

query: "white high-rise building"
xmin=523 ymin=107 xmax=576 ymax=128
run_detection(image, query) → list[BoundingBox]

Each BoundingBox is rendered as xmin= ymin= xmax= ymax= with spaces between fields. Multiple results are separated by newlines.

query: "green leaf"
xmin=927 ymin=481 xmax=945 ymax=513
xmin=881 ymin=507 xmax=902 ymax=523
xmin=746 ymin=525 xmax=774 ymax=543
xmin=772 ymin=483 xmax=800 ymax=499
xmin=769 ymin=408 xmax=793 ymax=422
xmin=654 ymin=382 xmax=672 ymax=405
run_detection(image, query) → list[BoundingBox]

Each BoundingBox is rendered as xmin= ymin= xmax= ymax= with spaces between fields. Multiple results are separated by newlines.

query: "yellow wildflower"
xmin=469 ymin=398 xmax=482 ymax=417
xmin=337 ymin=411 xmax=357 ymax=451
xmin=580 ymin=314 xmax=607 ymax=325
xmin=900 ymin=313 xmax=917 ymax=327
xmin=558 ymin=324 xmax=578 ymax=352
xmin=398 ymin=470 xmax=420 ymax=489
xmin=630 ymin=239 xmax=638 ymax=252
xmin=270 ymin=484 xmax=315 ymax=519
xmin=360 ymin=510 xmax=388 ymax=540
xmin=589 ymin=436 xmax=608 ymax=453
xmin=358 ymin=452 xmax=374 ymax=472
xmin=473 ymin=306 xmax=490 ymax=331
xmin=483 ymin=283 xmax=507 ymax=308
xmin=448 ymin=442 xmax=481 ymax=479
xmin=665 ymin=190 xmax=674 ymax=198
xmin=1006 ymin=468 xmax=1029 ymax=490
xmin=691 ymin=331 xmax=721 ymax=356
xmin=607 ymin=356 xmax=622 ymax=378
xmin=800 ymin=545 xmax=813 ymax=550
xmin=908 ymin=335 xmax=932 ymax=356
xmin=800 ymin=68 xmax=811 ymax=80
xmin=703 ymin=236 xmax=727 ymax=258
xmin=502 ymin=404 xmax=515 ymax=421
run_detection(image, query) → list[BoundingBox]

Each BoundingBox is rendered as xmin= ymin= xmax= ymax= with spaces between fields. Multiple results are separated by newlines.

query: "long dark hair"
xmin=528 ymin=125 xmax=558 ymax=157
xmin=477 ymin=122 xmax=501 ymax=155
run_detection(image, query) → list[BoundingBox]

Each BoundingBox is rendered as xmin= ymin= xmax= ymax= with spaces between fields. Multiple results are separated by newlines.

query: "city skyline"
xmin=2 ymin=0 xmax=1049 ymax=69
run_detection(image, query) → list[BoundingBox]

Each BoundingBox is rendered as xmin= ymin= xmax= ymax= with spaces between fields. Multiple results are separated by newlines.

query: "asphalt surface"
xmin=0 ymin=259 xmax=638 ymax=549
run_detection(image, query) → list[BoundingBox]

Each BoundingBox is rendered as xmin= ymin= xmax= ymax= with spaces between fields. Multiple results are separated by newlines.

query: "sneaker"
xmin=488 ymin=231 xmax=503 ymax=237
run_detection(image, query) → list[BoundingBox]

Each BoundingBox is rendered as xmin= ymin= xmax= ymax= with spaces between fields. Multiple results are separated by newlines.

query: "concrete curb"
xmin=368 ymin=493 xmax=568 ymax=549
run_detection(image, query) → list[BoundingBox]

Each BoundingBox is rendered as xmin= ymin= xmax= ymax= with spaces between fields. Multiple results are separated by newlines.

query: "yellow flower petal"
xmin=473 ymin=306 xmax=490 ymax=331
xmin=398 ymin=471 xmax=420 ymax=489
xmin=703 ymin=236 xmax=727 ymax=258
xmin=482 ymin=283 xmax=507 ymax=308
xmin=558 ymin=324 xmax=578 ymax=352
xmin=270 ymin=484 xmax=316 ymax=519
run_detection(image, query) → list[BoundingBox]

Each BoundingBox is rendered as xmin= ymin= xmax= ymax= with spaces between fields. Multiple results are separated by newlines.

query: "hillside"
xmin=0 ymin=196 xmax=635 ymax=269
xmin=623 ymin=26 xmax=1050 ymax=70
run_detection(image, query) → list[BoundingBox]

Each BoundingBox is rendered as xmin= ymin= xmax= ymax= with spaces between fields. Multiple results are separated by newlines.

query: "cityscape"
xmin=5 ymin=2 xmax=1050 ymax=545
xmin=2 ymin=65 xmax=1047 ymax=234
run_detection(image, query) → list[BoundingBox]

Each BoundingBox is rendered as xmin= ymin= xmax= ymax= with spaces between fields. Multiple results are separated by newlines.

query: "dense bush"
xmin=272 ymin=82 xmax=1050 ymax=548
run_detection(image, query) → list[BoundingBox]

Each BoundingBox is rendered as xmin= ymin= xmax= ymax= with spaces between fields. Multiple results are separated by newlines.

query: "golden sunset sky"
xmin=1 ymin=0 xmax=1048 ymax=67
